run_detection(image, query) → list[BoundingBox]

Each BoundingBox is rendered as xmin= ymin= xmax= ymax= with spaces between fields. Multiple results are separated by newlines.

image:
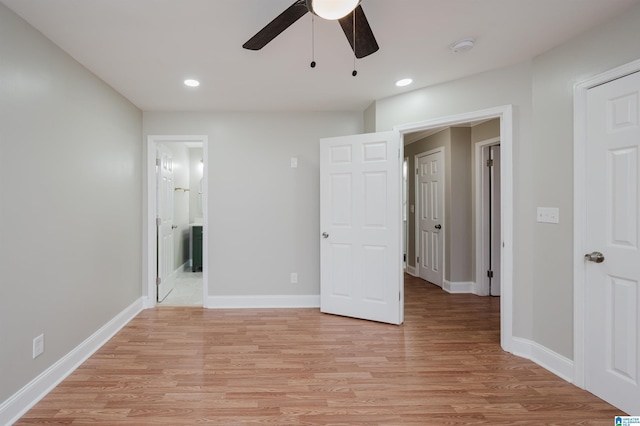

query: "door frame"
xmin=144 ymin=135 xmax=209 ymax=308
xmin=414 ymin=147 xmax=446 ymax=288
xmin=395 ymin=104 xmax=514 ymax=352
xmin=573 ymin=58 xmax=640 ymax=388
xmin=475 ymin=137 xmax=501 ymax=296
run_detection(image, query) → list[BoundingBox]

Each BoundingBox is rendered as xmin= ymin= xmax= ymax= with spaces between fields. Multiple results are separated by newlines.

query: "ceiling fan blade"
xmin=338 ymin=5 xmax=379 ymax=59
xmin=243 ymin=0 xmax=309 ymax=51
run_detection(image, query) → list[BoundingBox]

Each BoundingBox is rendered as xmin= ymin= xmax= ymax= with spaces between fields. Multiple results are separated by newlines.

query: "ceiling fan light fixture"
xmin=308 ymin=0 xmax=359 ymax=20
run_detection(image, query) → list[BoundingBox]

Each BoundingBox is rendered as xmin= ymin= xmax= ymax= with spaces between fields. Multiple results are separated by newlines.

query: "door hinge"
xmin=156 ymin=158 xmax=161 ymax=167
xmin=486 ymin=159 xmax=494 ymax=167
xmin=399 ymin=292 xmax=401 ymax=301
xmin=487 ymin=270 xmax=494 ymax=278
xmin=417 ymin=256 xmax=419 ymax=263
xmin=156 ymin=217 xmax=161 ymax=227
xmin=156 ymin=277 xmax=161 ymax=286
xmin=416 ymin=168 xmax=419 ymax=175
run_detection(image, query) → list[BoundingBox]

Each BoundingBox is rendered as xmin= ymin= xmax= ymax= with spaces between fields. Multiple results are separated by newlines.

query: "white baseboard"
xmin=142 ymin=296 xmax=155 ymax=309
xmin=406 ymin=265 xmax=417 ymax=276
xmin=443 ymin=280 xmax=474 ymax=294
xmin=0 ymin=298 xmax=144 ymax=426
xmin=206 ymin=294 xmax=320 ymax=309
xmin=511 ymin=337 xmax=574 ymax=383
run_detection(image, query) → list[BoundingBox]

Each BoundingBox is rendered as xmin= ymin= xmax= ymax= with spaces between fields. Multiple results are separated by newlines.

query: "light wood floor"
xmin=17 ymin=274 xmax=624 ymax=425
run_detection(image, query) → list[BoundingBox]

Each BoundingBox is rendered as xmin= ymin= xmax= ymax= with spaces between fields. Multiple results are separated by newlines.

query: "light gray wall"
xmin=363 ymin=101 xmax=376 ymax=133
xmin=373 ymin=3 xmax=640 ymax=358
xmin=449 ymin=127 xmax=472 ymax=283
xmin=0 ymin=3 xmax=142 ymax=404
xmin=143 ymin=112 xmax=363 ymax=298
xmin=189 ymin=148 xmax=204 ymax=223
xmin=529 ymin=3 xmax=640 ymax=357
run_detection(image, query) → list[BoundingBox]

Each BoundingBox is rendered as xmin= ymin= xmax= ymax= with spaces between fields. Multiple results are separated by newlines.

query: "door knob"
xmin=435 ymin=224 xmax=442 ymax=230
xmin=322 ymin=232 xmax=329 ymax=239
xmin=584 ymin=251 xmax=605 ymax=263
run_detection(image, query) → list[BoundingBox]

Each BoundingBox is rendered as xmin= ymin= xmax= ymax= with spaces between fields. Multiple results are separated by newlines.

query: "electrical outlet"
xmin=33 ymin=334 xmax=44 ymax=359
xmin=290 ymin=272 xmax=298 ymax=284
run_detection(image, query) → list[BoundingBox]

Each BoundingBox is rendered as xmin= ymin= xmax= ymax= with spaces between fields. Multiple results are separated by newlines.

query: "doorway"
xmin=145 ymin=135 xmax=209 ymax=308
xmin=396 ymin=105 xmax=514 ymax=352
xmin=476 ymin=138 xmax=502 ymax=296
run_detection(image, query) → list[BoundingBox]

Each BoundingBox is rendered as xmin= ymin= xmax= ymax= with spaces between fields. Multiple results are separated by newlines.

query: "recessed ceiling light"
xmin=396 ymin=78 xmax=413 ymax=87
xmin=184 ymin=79 xmax=200 ymax=87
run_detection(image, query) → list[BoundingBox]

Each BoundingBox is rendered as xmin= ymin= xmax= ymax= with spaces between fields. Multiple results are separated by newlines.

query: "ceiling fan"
xmin=242 ymin=0 xmax=379 ymax=59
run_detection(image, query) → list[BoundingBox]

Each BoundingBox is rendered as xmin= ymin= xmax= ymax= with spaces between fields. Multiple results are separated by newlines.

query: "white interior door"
xmin=416 ymin=150 xmax=444 ymax=287
xmin=320 ymin=131 xmax=403 ymax=325
xmin=490 ymin=145 xmax=501 ymax=296
xmin=157 ymin=145 xmax=175 ymax=302
xmin=585 ymin=70 xmax=640 ymax=415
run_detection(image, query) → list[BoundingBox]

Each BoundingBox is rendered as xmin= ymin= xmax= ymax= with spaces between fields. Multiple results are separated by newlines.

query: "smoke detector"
xmin=450 ymin=38 xmax=475 ymax=54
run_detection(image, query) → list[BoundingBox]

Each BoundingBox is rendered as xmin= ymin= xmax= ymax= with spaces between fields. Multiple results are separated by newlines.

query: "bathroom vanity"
xmin=190 ymin=224 xmax=203 ymax=272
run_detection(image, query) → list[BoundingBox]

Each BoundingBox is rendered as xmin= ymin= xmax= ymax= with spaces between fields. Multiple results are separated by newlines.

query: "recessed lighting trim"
xmin=184 ymin=79 xmax=200 ymax=87
xmin=396 ymin=78 xmax=413 ymax=87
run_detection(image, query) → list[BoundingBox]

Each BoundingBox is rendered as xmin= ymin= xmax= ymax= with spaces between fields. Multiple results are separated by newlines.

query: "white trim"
xmin=442 ymin=280 xmax=474 ymax=294
xmin=573 ymin=58 xmax=640 ymax=390
xmin=146 ymin=135 xmax=209 ymax=309
xmin=405 ymin=265 xmax=417 ymax=276
xmin=511 ymin=337 xmax=575 ymax=383
xmin=475 ymin=137 xmax=501 ymax=297
xmin=0 ymin=299 xmax=143 ymax=426
xmin=414 ymin=147 xmax=446 ymax=288
xmin=395 ymin=105 xmax=515 ymax=353
xmin=207 ymin=295 xmax=320 ymax=309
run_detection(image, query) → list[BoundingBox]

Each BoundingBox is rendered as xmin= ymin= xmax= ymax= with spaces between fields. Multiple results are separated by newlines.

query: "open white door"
xmin=585 ymin=70 xmax=640 ymax=414
xmin=489 ymin=145 xmax=501 ymax=296
xmin=320 ymin=131 xmax=403 ymax=325
xmin=156 ymin=145 xmax=175 ymax=302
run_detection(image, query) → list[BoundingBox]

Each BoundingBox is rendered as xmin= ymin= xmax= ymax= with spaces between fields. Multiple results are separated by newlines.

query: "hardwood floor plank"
xmin=15 ymin=274 xmax=626 ymax=425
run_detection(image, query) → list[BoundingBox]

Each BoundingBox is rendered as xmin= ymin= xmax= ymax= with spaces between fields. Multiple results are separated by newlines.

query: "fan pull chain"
xmin=352 ymin=9 xmax=357 ymax=76
xmin=310 ymin=13 xmax=316 ymax=68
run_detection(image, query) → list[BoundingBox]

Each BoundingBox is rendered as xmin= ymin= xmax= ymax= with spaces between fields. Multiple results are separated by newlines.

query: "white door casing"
xmin=320 ymin=131 xmax=403 ymax=325
xmin=396 ymin=105 xmax=513 ymax=353
xmin=583 ymin=70 xmax=640 ymax=415
xmin=416 ymin=149 xmax=444 ymax=287
xmin=156 ymin=144 xmax=175 ymax=302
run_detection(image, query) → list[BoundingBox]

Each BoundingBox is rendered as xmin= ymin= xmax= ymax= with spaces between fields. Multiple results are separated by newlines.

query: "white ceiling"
xmin=3 ymin=0 xmax=638 ymax=112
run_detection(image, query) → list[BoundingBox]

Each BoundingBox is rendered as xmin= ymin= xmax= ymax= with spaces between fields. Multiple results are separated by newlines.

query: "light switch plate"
xmin=290 ymin=157 xmax=298 ymax=168
xmin=537 ymin=207 xmax=559 ymax=224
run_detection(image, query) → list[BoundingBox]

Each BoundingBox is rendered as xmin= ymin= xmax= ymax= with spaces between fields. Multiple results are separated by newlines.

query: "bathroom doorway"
xmin=146 ymin=135 xmax=208 ymax=308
